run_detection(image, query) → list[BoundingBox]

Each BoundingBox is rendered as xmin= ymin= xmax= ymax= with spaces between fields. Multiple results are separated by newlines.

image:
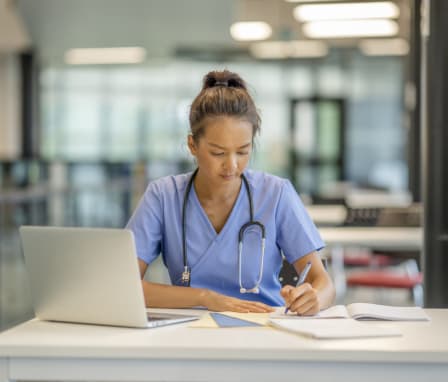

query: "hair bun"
xmin=203 ymin=70 xmax=246 ymax=90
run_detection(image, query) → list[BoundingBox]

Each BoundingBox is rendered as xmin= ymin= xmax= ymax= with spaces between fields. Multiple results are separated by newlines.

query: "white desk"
xmin=306 ymin=204 xmax=347 ymax=226
xmin=0 ymin=309 xmax=447 ymax=382
xmin=319 ymin=226 xmax=422 ymax=251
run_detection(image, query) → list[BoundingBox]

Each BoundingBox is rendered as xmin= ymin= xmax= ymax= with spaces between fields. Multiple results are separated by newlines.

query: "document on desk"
xmin=271 ymin=303 xmax=430 ymax=321
xmin=189 ymin=312 xmax=269 ymax=328
xmin=269 ymin=318 xmax=402 ymax=339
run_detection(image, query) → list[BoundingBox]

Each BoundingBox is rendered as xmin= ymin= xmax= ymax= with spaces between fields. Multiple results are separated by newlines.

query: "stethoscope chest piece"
xmin=240 ymin=286 xmax=260 ymax=294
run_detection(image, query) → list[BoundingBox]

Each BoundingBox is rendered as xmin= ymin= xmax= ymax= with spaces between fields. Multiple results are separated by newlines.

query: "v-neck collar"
xmin=190 ymin=181 xmax=246 ymax=241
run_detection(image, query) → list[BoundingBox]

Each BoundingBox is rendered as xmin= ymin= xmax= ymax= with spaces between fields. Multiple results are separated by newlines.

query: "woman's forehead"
xmin=203 ymin=116 xmax=252 ymax=134
xmin=201 ymin=117 xmax=253 ymax=146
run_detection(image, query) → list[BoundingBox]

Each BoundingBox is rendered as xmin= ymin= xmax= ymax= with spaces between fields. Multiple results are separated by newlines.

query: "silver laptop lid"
xmin=20 ymin=226 xmax=149 ymax=328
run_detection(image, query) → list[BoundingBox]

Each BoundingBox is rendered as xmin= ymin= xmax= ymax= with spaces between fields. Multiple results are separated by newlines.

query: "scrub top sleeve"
xmin=125 ymin=183 xmax=163 ymax=265
xmin=275 ymin=180 xmax=325 ymax=264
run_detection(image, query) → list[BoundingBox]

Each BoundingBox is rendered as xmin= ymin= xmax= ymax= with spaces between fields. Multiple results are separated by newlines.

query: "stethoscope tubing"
xmin=181 ymin=169 xmax=266 ymax=292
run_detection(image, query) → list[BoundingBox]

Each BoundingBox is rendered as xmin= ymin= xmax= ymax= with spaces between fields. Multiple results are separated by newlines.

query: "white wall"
xmin=0 ymin=54 xmax=21 ymax=159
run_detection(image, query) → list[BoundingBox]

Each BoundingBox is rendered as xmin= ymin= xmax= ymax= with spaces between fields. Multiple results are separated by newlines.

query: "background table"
xmin=319 ymin=226 xmax=422 ymax=251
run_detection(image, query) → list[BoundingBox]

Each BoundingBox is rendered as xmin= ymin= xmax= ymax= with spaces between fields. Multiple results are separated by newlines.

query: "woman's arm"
xmin=138 ymin=259 xmax=274 ymax=313
xmin=280 ymin=252 xmax=335 ymax=315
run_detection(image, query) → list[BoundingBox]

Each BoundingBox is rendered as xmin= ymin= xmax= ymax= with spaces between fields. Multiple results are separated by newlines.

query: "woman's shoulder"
xmin=144 ymin=172 xmax=192 ymax=197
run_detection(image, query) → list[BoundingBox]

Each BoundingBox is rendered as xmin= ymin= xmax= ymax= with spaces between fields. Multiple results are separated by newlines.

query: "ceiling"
xmin=17 ymin=0 xmax=410 ymax=65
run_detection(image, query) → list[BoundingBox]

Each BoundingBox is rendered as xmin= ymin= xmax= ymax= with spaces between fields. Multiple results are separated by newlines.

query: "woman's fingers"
xmin=282 ymin=283 xmax=320 ymax=315
xmin=204 ymin=289 xmax=275 ymax=313
xmin=219 ymin=297 xmax=274 ymax=313
xmin=289 ymin=294 xmax=318 ymax=315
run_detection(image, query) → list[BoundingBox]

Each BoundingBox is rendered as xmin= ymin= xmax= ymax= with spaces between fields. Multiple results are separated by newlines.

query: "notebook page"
xmin=346 ymin=303 xmax=430 ymax=321
xmin=270 ymin=305 xmax=350 ymax=319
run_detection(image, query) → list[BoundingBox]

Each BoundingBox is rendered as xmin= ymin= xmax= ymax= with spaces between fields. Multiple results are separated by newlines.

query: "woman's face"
xmin=188 ymin=116 xmax=253 ymax=187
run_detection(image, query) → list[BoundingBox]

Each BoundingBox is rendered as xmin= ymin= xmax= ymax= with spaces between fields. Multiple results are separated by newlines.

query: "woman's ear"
xmin=187 ymin=135 xmax=197 ymax=156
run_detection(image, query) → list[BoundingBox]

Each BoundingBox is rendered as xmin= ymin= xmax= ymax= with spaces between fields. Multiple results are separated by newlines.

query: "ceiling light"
xmin=359 ymin=38 xmax=409 ymax=56
xmin=65 ymin=47 xmax=146 ymax=65
xmin=230 ymin=22 xmax=272 ymax=42
xmin=303 ymin=19 xmax=399 ymax=38
xmin=286 ymin=0 xmax=342 ymax=2
xmin=250 ymin=40 xmax=328 ymax=59
xmin=294 ymin=2 xmax=399 ymax=22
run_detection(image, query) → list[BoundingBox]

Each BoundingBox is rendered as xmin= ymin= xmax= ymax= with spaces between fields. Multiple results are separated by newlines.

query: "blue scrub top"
xmin=126 ymin=169 xmax=324 ymax=306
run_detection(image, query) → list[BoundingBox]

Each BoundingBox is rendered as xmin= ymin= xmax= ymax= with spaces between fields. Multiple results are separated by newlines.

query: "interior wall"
xmin=0 ymin=54 xmax=21 ymax=159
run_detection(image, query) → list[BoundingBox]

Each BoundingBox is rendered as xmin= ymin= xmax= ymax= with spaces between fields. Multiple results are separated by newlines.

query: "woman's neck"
xmin=193 ymin=172 xmax=242 ymax=203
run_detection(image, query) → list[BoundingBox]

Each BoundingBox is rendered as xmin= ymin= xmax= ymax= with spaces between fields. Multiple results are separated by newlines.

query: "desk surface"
xmin=0 ymin=309 xmax=447 ymax=382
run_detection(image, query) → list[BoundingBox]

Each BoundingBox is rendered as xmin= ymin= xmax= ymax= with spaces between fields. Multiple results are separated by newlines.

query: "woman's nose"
xmin=223 ymin=154 xmax=238 ymax=171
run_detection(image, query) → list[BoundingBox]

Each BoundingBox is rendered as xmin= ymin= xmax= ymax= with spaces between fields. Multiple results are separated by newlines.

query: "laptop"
xmin=19 ymin=226 xmax=199 ymax=328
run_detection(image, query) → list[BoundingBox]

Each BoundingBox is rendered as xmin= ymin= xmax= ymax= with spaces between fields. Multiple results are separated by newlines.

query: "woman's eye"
xmin=211 ymin=152 xmax=224 ymax=156
xmin=238 ymin=152 xmax=249 ymax=156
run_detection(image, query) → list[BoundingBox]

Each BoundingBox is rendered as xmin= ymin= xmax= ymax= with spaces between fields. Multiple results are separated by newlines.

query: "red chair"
xmin=345 ymin=259 xmax=423 ymax=306
xmin=343 ymin=250 xmax=394 ymax=267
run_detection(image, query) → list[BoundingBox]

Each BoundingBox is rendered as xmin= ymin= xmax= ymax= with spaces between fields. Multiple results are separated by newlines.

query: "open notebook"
xmin=271 ymin=303 xmax=430 ymax=321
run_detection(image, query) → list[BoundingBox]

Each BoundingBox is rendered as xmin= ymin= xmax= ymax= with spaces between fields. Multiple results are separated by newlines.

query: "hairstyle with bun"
xmin=189 ymin=70 xmax=261 ymax=142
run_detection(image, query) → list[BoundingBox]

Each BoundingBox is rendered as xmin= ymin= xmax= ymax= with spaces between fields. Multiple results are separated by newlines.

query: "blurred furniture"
xmin=306 ymin=204 xmax=347 ymax=226
xmin=342 ymin=249 xmax=394 ymax=267
xmin=279 ymin=259 xmax=299 ymax=287
xmin=314 ymin=200 xmax=423 ymax=305
xmin=319 ymin=227 xmax=423 ymax=303
xmin=343 ymin=204 xmax=422 ymax=227
xmin=346 ymin=259 xmax=424 ymax=306
xmin=319 ymin=227 xmax=422 ymax=250
xmin=306 ymin=202 xmax=422 ymax=228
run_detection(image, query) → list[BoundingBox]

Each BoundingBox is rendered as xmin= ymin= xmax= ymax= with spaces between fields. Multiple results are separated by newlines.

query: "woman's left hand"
xmin=280 ymin=283 xmax=321 ymax=316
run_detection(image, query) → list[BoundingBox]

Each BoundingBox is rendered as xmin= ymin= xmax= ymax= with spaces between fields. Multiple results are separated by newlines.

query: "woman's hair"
xmin=189 ymin=70 xmax=261 ymax=142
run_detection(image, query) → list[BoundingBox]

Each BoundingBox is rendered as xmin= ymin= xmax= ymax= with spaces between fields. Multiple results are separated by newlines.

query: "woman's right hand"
xmin=200 ymin=289 xmax=274 ymax=313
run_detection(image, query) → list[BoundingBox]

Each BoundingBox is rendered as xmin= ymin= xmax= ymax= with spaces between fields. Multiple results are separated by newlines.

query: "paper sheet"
xmin=189 ymin=312 xmax=270 ymax=328
xmin=269 ymin=318 xmax=402 ymax=339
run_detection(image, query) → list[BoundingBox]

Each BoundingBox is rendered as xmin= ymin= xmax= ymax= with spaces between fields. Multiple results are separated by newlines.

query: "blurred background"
xmin=1 ymin=0 xmax=447 ymax=330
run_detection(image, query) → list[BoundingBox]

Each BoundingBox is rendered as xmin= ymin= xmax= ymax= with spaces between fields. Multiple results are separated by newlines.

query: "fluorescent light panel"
xmin=250 ymin=40 xmax=328 ymax=59
xmin=230 ymin=21 xmax=272 ymax=41
xmin=303 ymin=19 xmax=399 ymax=38
xmin=294 ymin=2 xmax=399 ymax=22
xmin=359 ymin=38 xmax=409 ymax=56
xmin=65 ymin=47 xmax=146 ymax=65
xmin=286 ymin=0 xmax=342 ymax=2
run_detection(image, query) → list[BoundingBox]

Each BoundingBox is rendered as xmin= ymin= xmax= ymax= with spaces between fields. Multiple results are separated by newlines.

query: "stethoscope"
xmin=181 ymin=169 xmax=266 ymax=294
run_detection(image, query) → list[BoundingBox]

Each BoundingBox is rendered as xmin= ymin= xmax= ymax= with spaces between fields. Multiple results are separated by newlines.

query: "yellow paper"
xmin=189 ymin=312 xmax=270 ymax=328
xmin=189 ymin=313 xmax=219 ymax=328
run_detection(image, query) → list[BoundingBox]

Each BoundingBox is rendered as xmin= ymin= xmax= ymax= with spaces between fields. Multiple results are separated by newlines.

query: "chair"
xmin=343 ymin=249 xmax=394 ymax=267
xmin=279 ymin=259 xmax=299 ymax=287
xmin=278 ymin=257 xmax=329 ymax=287
xmin=345 ymin=259 xmax=423 ymax=306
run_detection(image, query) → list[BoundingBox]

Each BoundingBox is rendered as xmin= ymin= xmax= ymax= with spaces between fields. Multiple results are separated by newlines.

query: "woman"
xmin=126 ymin=70 xmax=335 ymax=315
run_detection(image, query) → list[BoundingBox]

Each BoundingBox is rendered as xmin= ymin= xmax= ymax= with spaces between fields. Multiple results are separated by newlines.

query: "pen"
xmin=284 ymin=261 xmax=312 ymax=314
